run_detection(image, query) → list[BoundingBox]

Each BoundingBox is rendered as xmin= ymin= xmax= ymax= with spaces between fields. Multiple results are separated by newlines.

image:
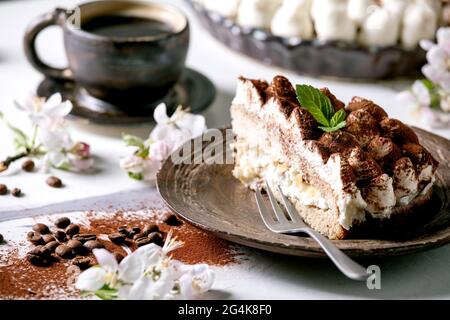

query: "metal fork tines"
xmin=255 ymin=181 xmax=368 ymax=281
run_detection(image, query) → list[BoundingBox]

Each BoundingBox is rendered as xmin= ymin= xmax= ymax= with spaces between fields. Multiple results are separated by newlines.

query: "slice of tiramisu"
xmin=231 ymin=76 xmax=439 ymax=239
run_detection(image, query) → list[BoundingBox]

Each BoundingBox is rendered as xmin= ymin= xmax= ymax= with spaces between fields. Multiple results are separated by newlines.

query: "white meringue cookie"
xmin=237 ymin=0 xmax=282 ymax=29
xmin=271 ymin=0 xmax=314 ymax=39
xmin=312 ymin=0 xmax=357 ymax=42
xmin=381 ymin=0 xmax=409 ymax=20
xmin=402 ymin=1 xmax=438 ymax=49
xmin=200 ymin=0 xmax=242 ymax=18
xmin=347 ymin=0 xmax=376 ymax=25
xmin=359 ymin=7 xmax=400 ymax=46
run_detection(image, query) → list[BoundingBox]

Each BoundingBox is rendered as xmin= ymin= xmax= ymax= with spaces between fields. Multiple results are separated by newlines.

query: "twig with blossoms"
xmin=76 ymin=230 xmax=214 ymax=300
xmin=0 ymin=93 xmax=94 ymax=173
xmin=399 ymin=27 xmax=450 ymax=128
xmin=120 ymin=103 xmax=207 ymax=182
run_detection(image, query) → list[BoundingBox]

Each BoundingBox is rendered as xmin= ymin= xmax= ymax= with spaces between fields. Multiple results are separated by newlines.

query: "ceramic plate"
xmin=157 ymin=128 xmax=450 ymax=258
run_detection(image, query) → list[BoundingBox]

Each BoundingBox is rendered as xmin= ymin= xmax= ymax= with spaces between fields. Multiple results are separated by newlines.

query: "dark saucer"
xmin=36 ymin=68 xmax=216 ymax=125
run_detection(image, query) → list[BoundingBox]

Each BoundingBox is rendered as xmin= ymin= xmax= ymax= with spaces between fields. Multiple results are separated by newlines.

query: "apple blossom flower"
xmin=120 ymin=103 xmax=207 ymax=182
xmin=15 ymin=93 xmax=73 ymax=127
xmin=76 ymin=230 xmax=214 ymax=300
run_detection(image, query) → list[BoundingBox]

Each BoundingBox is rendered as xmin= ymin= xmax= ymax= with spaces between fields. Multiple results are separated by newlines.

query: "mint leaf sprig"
xmin=296 ymin=85 xmax=347 ymax=132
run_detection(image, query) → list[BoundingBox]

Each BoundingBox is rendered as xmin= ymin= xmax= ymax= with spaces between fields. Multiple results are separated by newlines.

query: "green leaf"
xmin=330 ymin=109 xmax=346 ymax=127
xmin=94 ymin=286 xmax=118 ymax=300
xmin=319 ymin=121 xmax=347 ymax=132
xmin=128 ymin=172 xmax=143 ymax=180
xmin=296 ymin=84 xmax=334 ymax=127
xmin=122 ymin=134 xmax=145 ymax=149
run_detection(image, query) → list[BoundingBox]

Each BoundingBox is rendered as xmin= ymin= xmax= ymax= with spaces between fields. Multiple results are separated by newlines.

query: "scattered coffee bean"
xmin=55 ymin=244 xmax=73 ymax=259
xmin=72 ymin=256 xmax=92 ymax=270
xmin=163 ymin=213 xmax=182 ymax=226
xmin=128 ymin=227 xmax=141 ymax=239
xmin=27 ymin=231 xmax=44 ymax=245
xmin=147 ymin=232 xmax=164 ymax=246
xmin=117 ymin=226 xmax=128 ymax=236
xmin=113 ymin=252 xmax=125 ymax=263
xmin=67 ymin=239 xmax=83 ymax=254
xmin=44 ymin=241 xmax=60 ymax=252
xmin=42 ymin=234 xmax=56 ymax=244
xmin=11 ymin=188 xmax=22 ymax=197
xmin=39 ymin=245 xmax=52 ymax=257
xmin=32 ymin=223 xmax=50 ymax=235
xmin=22 ymin=159 xmax=35 ymax=172
xmin=135 ymin=237 xmax=152 ymax=247
xmin=84 ymin=240 xmax=104 ymax=251
xmin=26 ymin=253 xmax=48 ymax=266
xmin=46 ymin=176 xmax=63 ymax=188
xmin=54 ymin=230 xmax=67 ymax=242
xmin=65 ymin=224 xmax=80 ymax=237
xmin=143 ymin=224 xmax=159 ymax=236
xmin=0 ymin=184 xmax=7 ymax=195
xmin=55 ymin=217 xmax=71 ymax=229
xmin=73 ymin=233 xmax=96 ymax=243
xmin=133 ymin=233 xmax=146 ymax=241
xmin=108 ymin=233 xmax=126 ymax=245
xmin=0 ymin=233 xmax=3 ymax=243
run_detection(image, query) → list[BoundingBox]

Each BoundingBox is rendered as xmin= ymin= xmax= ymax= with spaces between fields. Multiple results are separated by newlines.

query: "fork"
xmin=255 ymin=182 xmax=368 ymax=281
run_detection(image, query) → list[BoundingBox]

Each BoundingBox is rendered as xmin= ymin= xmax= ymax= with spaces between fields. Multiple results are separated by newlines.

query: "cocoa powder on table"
xmin=0 ymin=210 xmax=241 ymax=299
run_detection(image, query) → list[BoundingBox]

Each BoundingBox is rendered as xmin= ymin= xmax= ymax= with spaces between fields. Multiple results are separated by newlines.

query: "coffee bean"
xmin=143 ymin=224 xmax=159 ymax=236
xmin=128 ymin=227 xmax=141 ymax=239
xmin=0 ymin=233 xmax=3 ymax=243
xmin=84 ymin=240 xmax=104 ymax=251
xmin=11 ymin=188 xmax=22 ymax=197
xmin=27 ymin=253 xmax=47 ymax=266
xmin=72 ymin=256 xmax=92 ymax=270
xmin=108 ymin=233 xmax=126 ymax=244
xmin=27 ymin=231 xmax=44 ymax=245
xmin=117 ymin=226 xmax=128 ymax=236
xmin=55 ymin=244 xmax=73 ymax=259
xmin=163 ymin=213 xmax=182 ymax=226
xmin=73 ymin=233 xmax=96 ymax=243
xmin=22 ymin=159 xmax=35 ymax=172
xmin=44 ymin=241 xmax=60 ymax=252
xmin=65 ymin=224 xmax=80 ymax=237
xmin=46 ymin=176 xmax=63 ymax=188
xmin=113 ymin=252 xmax=125 ymax=263
xmin=39 ymin=245 xmax=52 ymax=257
xmin=55 ymin=217 xmax=71 ymax=229
xmin=133 ymin=233 xmax=146 ymax=240
xmin=32 ymin=223 xmax=50 ymax=235
xmin=54 ymin=230 xmax=67 ymax=242
xmin=135 ymin=237 xmax=152 ymax=247
xmin=0 ymin=184 xmax=7 ymax=195
xmin=67 ymin=239 xmax=83 ymax=254
xmin=28 ymin=246 xmax=44 ymax=256
xmin=147 ymin=232 xmax=164 ymax=246
xmin=42 ymin=234 xmax=56 ymax=244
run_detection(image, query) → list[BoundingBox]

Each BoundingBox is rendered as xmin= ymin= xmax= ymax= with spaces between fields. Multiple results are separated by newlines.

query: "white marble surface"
xmin=0 ymin=0 xmax=449 ymax=299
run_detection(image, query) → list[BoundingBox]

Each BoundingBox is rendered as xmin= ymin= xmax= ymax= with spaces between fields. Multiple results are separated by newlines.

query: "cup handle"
xmin=24 ymin=8 xmax=73 ymax=81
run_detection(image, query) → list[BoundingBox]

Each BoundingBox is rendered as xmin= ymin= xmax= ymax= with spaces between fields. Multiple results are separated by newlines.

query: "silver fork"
xmin=255 ymin=182 xmax=368 ymax=281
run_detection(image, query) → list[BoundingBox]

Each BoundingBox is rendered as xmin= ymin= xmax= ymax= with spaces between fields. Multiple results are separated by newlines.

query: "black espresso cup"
xmin=24 ymin=0 xmax=189 ymax=107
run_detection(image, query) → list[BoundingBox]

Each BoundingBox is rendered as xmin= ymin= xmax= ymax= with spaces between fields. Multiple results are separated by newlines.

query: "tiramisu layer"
xmin=231 ymin=76 xmax=439 ymax=239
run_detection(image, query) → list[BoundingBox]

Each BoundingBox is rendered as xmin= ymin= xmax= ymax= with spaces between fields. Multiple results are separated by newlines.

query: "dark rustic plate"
xmin=157 ymin=128 xmax=450 ymax=258
xmin=36 ymin=68 xmax=215 ymax=125
xmin=187 ymin=0 xmax=426 ymax=80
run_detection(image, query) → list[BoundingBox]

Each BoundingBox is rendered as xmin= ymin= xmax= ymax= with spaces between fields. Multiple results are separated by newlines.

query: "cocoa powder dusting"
xmin=0 ymin=210 xmax=240 ymax=299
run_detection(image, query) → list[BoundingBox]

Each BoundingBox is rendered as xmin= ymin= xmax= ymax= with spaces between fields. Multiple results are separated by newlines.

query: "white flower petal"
xmin=149 ymin=140 xmax=171 ymax=162
xmin=76 ymin=267 xmax=106 ymax=292
xmin=426 ymin=46 xmax=448 ymax=69
xmin=44 ymin=100 xmax=73 ymax=118
xmin=119 ymin=156 xmax=144 ymax=174
xmin=125 ymin=276 xmax=156 ymax=300
xmin=149 ymin=124 xmax=174 ymax=142
xmin=142 ymin=158 xmax=162 ymax=182
xmin=420 ymin=39 xmax=435 ymax=51
xmin=437 ymin=27 xmax=450 ymax=53
xmin=93 ymin=249 xmax=118 ymax=272
xmin=118 ymin=251 xmax=146 ymax=283
xmin=412 ymin=80 xmax=431 ymax=106
xmin=153 ymin=103 xmax=169 ymax=124
xmin=175 ymin=113 xmax=207 ymax=139
xmin=44 ymin=93 xmax=63 ymax=109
